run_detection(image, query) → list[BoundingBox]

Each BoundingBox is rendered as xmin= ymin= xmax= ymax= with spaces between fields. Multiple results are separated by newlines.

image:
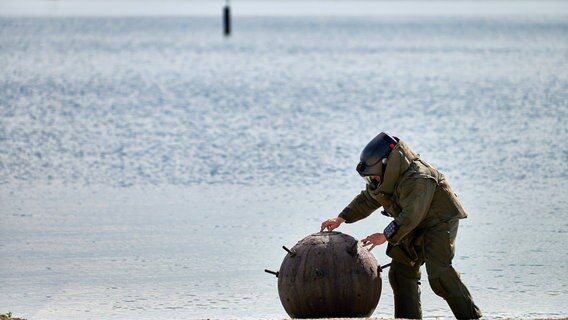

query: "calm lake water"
xmin=1 ymin=4 xmax=567 ymax=319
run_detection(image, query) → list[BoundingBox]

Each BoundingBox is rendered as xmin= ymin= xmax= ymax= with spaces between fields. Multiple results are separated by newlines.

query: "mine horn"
xmin=264 ymin=269 xmax=279 ymax=277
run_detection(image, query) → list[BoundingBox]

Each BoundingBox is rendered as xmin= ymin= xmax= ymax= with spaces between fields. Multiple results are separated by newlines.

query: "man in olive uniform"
xmin=320 ymin=132 xmax=482 ymax=319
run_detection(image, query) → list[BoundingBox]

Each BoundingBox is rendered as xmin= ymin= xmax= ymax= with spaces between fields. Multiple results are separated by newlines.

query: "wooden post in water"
xmin=223 ymin=0 xmax=231 ymax=36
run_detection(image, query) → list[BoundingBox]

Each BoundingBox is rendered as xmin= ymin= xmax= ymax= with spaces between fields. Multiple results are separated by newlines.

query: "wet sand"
xmin=0 ymin=314 xmax=26 ymax=320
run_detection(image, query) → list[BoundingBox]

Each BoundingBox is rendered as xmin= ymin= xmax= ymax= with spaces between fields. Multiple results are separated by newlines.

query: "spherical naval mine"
xmin=275 ymin=232 xmax=382 ymax=318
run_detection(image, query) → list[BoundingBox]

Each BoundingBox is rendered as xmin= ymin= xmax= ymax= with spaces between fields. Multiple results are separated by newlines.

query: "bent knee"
xmin=428 ymin=267 xmax=463 ymax=299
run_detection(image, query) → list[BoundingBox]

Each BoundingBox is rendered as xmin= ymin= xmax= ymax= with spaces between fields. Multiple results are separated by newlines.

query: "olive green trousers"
xmin=388 ymin=219 xmax=482 ymax=319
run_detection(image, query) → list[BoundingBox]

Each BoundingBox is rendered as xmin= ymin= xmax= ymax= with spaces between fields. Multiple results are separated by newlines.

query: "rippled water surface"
xmin=1 ymin=13 xmax=567 ymax=320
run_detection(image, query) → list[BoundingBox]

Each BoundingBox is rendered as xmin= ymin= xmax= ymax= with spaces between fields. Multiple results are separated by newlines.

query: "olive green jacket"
xmin=339 ymin=139 xmax=467 ymax=244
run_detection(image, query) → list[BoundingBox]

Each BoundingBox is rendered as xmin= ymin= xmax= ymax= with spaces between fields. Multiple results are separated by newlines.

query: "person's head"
xmin=356 ymin=132 xmax=398 ymax=187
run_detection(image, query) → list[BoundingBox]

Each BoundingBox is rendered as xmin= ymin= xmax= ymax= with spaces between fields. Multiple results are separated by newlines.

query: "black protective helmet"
xmin=356 ymin=132 xmax=398 ymax=180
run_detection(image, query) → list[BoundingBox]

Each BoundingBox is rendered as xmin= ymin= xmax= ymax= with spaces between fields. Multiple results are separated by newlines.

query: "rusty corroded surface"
xmin=277 ymin=232 xmax=382 ymax=318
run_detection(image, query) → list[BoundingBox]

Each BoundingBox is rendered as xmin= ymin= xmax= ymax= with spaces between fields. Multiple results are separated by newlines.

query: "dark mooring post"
xmin=223 ymin=0 xmax=231 ymax=36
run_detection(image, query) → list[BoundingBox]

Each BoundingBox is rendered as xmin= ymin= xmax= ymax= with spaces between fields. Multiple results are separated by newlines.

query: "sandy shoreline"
xmin=1 ymin=314 xmax=26 ymax=320
xmin=2 ymin=315 xmax=568 ymax=320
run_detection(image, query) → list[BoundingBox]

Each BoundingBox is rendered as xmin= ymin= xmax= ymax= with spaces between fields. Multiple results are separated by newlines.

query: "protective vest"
xmin=339 ymin=139 xmax=467 ymax=244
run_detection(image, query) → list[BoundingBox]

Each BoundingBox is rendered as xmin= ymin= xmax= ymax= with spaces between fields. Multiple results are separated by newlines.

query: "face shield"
xmin=356 ymin=132 xmax=397 ymax=187
xmin=357 ymin=157 xmax=387 ymax=188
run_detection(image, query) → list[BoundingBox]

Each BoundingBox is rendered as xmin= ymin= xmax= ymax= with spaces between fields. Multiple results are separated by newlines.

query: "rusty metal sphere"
xmin=277 ymin=231 xmax=382 ymax=318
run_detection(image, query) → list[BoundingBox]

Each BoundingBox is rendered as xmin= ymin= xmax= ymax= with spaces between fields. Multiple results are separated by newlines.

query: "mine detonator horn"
xmin=264 ymin=245 xmax=297 ymax=277
xmin=282 ymin=245 xmax=297 ymax=257
xmin=265 ymin=269 xmax=279 ymax=277
xmin=348 ymin=240 xmax=390 ymax=271
xmin=347 ymin=240 xmax=359 ymax=256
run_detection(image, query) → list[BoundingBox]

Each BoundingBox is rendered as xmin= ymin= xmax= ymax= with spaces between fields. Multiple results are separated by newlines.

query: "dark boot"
xmin=446 ymin=296 xmax=482 ymax=319
xmin=429 ymin=268 xmax=482 ymax=319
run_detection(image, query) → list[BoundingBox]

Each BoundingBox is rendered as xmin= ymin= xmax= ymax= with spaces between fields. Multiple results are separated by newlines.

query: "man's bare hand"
xmin=320 ymin=217 xmax=345 ymax=232
xmin=362 ymin=233 xmax=387 ymax=251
